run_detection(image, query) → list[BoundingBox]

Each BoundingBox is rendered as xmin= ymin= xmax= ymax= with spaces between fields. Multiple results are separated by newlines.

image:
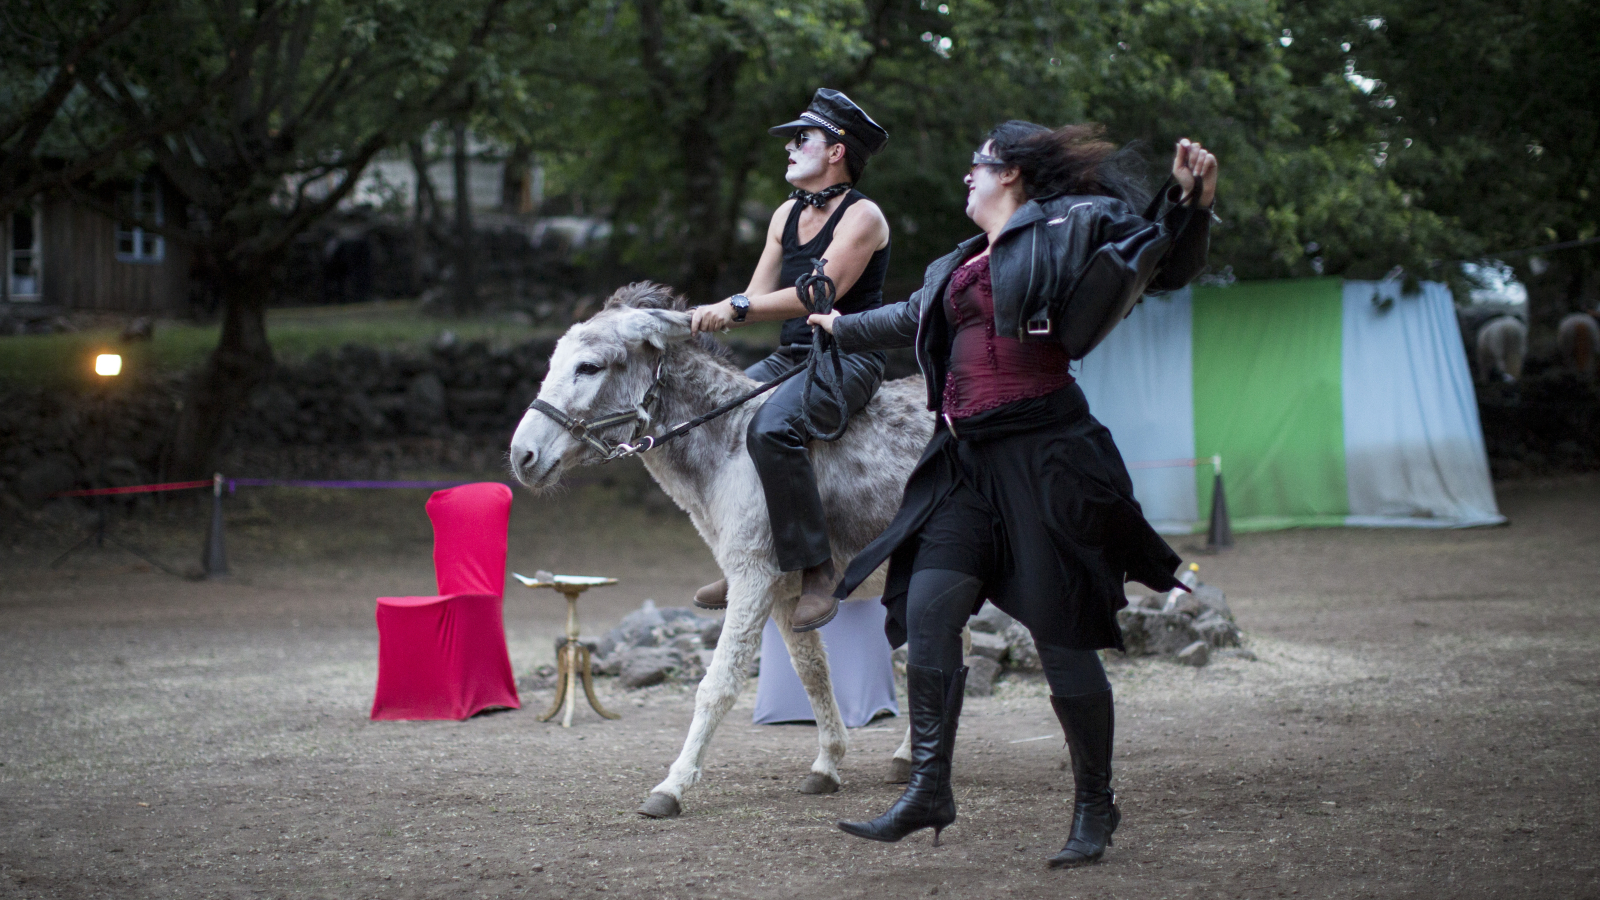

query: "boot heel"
xmin=932 ymin=826 xmax=943 ymax=847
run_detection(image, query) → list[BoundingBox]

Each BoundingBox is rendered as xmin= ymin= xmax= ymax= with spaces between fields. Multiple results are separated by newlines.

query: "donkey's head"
xmin=510 ymin=282 xmax=693 ymax=490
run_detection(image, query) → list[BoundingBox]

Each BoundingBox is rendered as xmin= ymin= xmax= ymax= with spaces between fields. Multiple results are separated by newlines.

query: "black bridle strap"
xmin=530 ymin=260 xmax=850 ymax=460
xmin=647 ymin=360 xmax=807 ymax=448
xmin=529 ymin=358 xmax=806 ymax=461
xmin=526 ymin=399 xmax=646 ymax=458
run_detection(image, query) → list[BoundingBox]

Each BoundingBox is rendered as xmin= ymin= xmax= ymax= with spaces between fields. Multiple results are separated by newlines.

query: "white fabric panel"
xmin=752 ymin=598 xmax=898 ymax=727
xmin=1075 ymin=289 xmax=1199 ymax=533
xmin=1340 ymin=281 xmax=1504 ymax=527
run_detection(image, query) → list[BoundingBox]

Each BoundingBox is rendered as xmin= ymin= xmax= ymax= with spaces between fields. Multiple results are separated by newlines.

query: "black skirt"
xmin=835 ymin=383 xmax=1183 ymax=651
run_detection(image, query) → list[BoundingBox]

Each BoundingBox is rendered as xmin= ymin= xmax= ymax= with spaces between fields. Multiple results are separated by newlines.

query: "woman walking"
xmin=809 ymin=120 xmax=1217 ymax=867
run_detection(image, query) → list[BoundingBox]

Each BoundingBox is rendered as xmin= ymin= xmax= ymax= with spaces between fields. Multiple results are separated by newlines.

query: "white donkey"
xmin=509 ymin=283 xmax=932 ymax=818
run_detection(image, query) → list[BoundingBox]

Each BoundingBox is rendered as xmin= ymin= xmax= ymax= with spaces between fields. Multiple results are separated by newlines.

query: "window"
xmin=8 ymin=206 xmax=41 ymax=300
xmin=116 ymin=176 xmax=164 ymax=263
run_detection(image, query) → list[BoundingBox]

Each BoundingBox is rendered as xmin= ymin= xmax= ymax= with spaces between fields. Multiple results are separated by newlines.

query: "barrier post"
xmin=1206 ymin=454 xmax=1233 ymax=549
xmin=204 ymin=473 xmax=229 ymax=577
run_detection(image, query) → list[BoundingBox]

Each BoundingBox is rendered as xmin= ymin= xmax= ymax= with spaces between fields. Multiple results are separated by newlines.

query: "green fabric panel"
xmin=1191 ymin=278 xmax=1348 ymax=529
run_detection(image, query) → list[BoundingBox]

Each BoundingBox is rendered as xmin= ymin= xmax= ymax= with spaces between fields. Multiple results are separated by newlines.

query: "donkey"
xmin=509 ymin=283 xmax=933 ymax=818
xmin=1475 ymin=314 xmax=1527 ymax=383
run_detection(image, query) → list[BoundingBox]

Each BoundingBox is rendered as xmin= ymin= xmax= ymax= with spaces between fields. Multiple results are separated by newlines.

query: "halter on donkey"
xmin=509 ymin=279 xmax=932 ymax=817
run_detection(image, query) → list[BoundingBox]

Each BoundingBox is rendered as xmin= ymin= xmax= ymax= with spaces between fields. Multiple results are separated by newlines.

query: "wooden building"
xmin=2 ymin=174 xmax=191 ymax=313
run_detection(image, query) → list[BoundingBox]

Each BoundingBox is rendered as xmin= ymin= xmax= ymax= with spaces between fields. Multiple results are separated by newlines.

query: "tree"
xmin=476 ymin=0 xmax=947 ymax=303
xmin=492 ymin=0 xmax=1466 ymax=300
xmin=1299 ymin=0 xmax=1600 ymax=335
xmin=70 ymin=0 xmax=514 ymax=474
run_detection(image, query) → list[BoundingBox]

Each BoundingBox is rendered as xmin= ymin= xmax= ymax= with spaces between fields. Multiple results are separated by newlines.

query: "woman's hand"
xmin=691 ymin=300 xmax=736 ymax=333
xmin=808 ymin=311 xmax=841 ymax=334
xmin=1171 ymin=139 xmax=1218 ymax=207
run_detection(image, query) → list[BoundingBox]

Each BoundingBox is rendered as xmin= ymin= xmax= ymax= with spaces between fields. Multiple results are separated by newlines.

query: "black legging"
xmin=906 ymin=567 xmax=1110 ymax=698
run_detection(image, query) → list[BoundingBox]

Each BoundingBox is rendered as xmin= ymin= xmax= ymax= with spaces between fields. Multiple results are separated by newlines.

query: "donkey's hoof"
xmin=885 ymin=758 xmax=912 ymax=784
xmin=798 ymin=773 xmax=841 ymax=795
xmin=637 ymin=792 xmax=682 ymax=818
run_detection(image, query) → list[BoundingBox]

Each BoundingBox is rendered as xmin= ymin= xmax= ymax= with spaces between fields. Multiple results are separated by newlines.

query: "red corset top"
xmin=941 ymin=254 xmax=1075 ymax=421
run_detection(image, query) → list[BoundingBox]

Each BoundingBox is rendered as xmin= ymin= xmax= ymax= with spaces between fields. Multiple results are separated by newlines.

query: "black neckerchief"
xmin=789 ymin=182 xmax=852 ymax=209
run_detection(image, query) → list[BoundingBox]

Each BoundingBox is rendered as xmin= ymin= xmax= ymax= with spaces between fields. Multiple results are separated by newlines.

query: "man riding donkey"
xmin=689 ymin=89 xmax=892 ymax=632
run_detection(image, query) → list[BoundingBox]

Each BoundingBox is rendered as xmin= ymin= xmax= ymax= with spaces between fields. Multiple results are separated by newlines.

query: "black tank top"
xmin=777 ymin=190 xmax=891 ymax=347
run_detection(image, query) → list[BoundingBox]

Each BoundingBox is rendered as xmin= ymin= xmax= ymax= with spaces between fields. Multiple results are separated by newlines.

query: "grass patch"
xmin=0 ymin=301 xmax=554 ymax=387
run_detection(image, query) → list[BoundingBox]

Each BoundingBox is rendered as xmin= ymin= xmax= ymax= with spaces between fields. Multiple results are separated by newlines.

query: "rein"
xmin=528 ymin=260 xmax=847 ymax=462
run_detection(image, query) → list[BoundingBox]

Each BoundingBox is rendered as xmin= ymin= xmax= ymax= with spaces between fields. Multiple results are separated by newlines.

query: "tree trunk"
xmin=451 ymin=122 xmax=476 ymax=313
xmin=409 ymin=139 xmax=437 ymax=296
xmin=169 ymin=262 xmax=275 ymax=478
xmin=1517 ymin=242 xmax=1595 ymax=356
xmin=502 ymin=141 xmax=534 ymax=214
xmin=677 ymin=49 xmax=743 ymax=304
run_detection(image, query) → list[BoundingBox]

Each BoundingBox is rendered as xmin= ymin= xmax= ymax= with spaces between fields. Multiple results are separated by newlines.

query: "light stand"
xmin=50 ymin=352 xmax=182 ymax=578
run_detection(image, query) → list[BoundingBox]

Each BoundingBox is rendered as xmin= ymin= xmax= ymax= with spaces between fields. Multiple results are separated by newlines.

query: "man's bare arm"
xmin=693 ymin=200 xmax=889 ymax=331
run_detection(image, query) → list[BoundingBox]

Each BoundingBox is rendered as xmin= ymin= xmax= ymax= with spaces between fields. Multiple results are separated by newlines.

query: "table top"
xmin=512 ymin=572 xmax=618 ymax=589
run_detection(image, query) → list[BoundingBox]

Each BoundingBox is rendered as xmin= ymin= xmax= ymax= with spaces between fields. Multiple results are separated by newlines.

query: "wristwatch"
xmin=728 ymin=294 xmax=751 ymax=323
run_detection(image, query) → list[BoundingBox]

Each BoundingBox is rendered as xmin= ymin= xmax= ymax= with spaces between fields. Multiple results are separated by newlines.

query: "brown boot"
xmin=791 ymin=562 xmax=840 ymax=632
xmin=693 ymin=578 xmax=728 ymax=610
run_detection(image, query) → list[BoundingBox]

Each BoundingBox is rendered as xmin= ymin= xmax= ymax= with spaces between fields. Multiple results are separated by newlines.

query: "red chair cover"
xmin=371 ymin=483 xmax=521 ymax=721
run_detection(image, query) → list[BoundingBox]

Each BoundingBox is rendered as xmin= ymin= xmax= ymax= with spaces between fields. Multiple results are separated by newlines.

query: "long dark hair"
xmin=984 ymin=121 xmax=1149 ymax=209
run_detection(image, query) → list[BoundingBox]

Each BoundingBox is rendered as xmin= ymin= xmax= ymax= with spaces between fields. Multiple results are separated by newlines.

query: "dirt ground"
xmin=1 ymin=465 xmax=1596 ymax=900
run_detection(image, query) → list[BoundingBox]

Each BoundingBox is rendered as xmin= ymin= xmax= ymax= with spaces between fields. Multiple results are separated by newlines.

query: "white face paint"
xmin=784 ymin=128 xmax=835 ymax=187
xmin=964 ymin=140 xmax=1010 ymax=223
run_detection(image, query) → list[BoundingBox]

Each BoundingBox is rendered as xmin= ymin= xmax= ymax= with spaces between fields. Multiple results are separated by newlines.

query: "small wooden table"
xmin=513 ymin=571 xmax=621 ymax=727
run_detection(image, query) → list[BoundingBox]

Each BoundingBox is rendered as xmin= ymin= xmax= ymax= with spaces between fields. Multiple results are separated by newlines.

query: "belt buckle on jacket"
xmin=1026 ymin=316 xmax=1051 ymax=336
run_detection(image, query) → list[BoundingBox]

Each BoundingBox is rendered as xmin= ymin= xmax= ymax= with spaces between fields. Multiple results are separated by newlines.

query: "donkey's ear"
xmin=620 ymin=308 xmax=692 ymax=350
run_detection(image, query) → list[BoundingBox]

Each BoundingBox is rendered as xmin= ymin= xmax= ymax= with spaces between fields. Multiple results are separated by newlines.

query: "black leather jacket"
xmin=834 ymin=192 xmax=1210 ymax=411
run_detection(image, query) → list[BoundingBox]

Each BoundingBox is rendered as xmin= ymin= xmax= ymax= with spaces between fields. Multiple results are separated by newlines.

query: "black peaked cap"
xmin=768 ymin=88 xmax=888 ymax=161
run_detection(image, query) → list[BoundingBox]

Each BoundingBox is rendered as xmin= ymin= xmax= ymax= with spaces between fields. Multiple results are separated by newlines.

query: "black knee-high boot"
xmin=1048 ymin=689 xmax=1119 ymax=868
xmin=839 ymin=664 xmax=967 ymax=845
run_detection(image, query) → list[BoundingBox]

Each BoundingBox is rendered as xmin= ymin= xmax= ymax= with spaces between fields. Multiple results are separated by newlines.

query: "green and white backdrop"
xmin=1076 ymin=278 xmax=1503 ymax=534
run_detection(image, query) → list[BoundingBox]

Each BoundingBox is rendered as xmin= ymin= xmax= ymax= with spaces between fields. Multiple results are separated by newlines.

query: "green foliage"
xmin=477 ymin=0 xmax=1473 ymax=293
xmin=1296 ymin=0 xmax=1600 ymax=319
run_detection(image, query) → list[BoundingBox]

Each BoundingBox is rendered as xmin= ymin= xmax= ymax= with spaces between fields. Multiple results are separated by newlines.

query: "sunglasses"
xmin=789 ymin=131 xmax=832 ymax=150
xmin=971 ymin=151 xmax=1006 ymax=167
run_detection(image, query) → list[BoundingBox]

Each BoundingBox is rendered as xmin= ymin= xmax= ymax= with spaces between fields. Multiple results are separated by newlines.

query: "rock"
xmin=1215 ymin=647 xmax=1258 ymax=662
xmin=1117 ymin=608 xmax=1203 ymax=657
xmin=1175 ymin=640 xmax=1210 ymax=667
xmin=1001 ymin=621 xmax=1042 ymax=671
xmin=518 ymin=664 xmax=558 ymax=690
xmin=969 ymin=603 xmax=1017 ymax=634
xmin=404 ymin=372 xmax=447 ymax=428
xmin=1126 ymin=592 xmax=1164 ymax=611
xmin=1193 ymin=583 xmax=1233 ymax=621
xmin=1194 ymin=611 xmax=1242 ymax=648
xmin=608 ymin=603 xmax=667 ymax=649
xmin=1164 ymin=592 xmax=1204 ymax=618
xmin=699 ymin=616 xmax=723 ymax=649
xmin=963 ymin=656 xmax=1002 ymax=696
xmin=668 ymin=632 xmax=702 ymax=657
xmin=618 ymin=646 xmax=683 ymax=689
xmin=967 ymin=631 xmax=1009 ymax=663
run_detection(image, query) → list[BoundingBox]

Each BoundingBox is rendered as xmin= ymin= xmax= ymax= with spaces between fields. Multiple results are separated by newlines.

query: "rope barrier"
xmin=52 ymin=479 xmax=213 ymax=498
xmin=1127 ymin=454 xmax=1223 ymax=475
xmin=227 ymin=478 xmax=487 ymax=492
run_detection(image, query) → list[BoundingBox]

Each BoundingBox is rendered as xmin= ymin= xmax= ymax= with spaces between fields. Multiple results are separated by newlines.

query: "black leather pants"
xmin=745 ymin=345 xmax=886 ymax=572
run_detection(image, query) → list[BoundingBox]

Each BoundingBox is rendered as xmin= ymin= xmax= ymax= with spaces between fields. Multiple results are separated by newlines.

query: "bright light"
xmin=95 ymin=354 xmax=122 ymax=377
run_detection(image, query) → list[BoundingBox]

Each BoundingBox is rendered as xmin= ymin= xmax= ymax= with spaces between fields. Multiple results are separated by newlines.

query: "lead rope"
xmin=794 ymin=257 xmax=852 ymax=442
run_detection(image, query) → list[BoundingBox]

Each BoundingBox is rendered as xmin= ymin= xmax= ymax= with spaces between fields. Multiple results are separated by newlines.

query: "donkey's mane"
xmin=600 ymin=280 xmax=737 ymax=367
